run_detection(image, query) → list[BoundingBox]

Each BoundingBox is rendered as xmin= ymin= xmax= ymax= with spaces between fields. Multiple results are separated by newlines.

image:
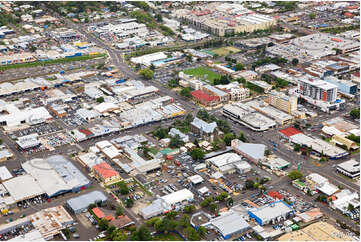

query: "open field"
xmin=184 ymin=67 xmax=221 ymax=82
xmin=212 ymin=46 xmax=241 ymax=56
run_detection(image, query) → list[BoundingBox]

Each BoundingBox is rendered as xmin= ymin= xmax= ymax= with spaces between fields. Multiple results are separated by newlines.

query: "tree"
xmin=223 ymin=133 xmax=237 ymax=146
xmin=198 ymin=226 xmax=206 ymax=237
xmin=200 ymin=197 xmax=213 ymax=207
xmin=245 ymin=179 xmax=255 ymax=189
xmin=29 ymin=44 xmax=37 ymax=52
xmin=264 ymin=149 xmax=271 ymax=156
xmin=234 ymin=63 xmax=245 ymax=71
xmin=139 ymin=68 xmax=154 ymax=79
xmin=99 ymin=218 xmax=109 ymax=231
xmin=236 ymin=77 xmax=246 ymax=84
xmin=130 ymin=225 xmax=152 ymax=241
xmin=183 ymin=205 xmax=196 ymax=213
xmin=209 ymin=203 xmax=218 ymax=212
xmin=96 ymin=96 xmax=104 ymax=103
xmin=215 ymin=192 xmax=229 ymax=201
xmin=293 ymin=144 xmax=301 ymax=152
xmin=118 ymin=182 xmax=129 ymax=195
xmin=186 ymin=226 xmax=201 ymax=241
xmin=165 ymin=211 xmax=178 ymax=219
xmin=180 ymin=87 xmax=192 ymax=98
xmin=116 ymin=206 xmax=123 ymax=216
xmin=347 ymin=203 xmax=355 ymax=212
xmin=288 ymin=170 xmax=303 ymax=180
xmin=291 ymin=58 xmax=299 ymax=66
xmin=149 ymin=63 xmax=155 ymax=71
xmin=155 ymin=13 xmax=163 ymax=22
xmin=135 ymin=63 xmax=141 ymax=70
xmin=125 ymin=198 xmax=134 ymax=208
xmin=239 ymin=131 xmax=247 ymax=142
xmin=153 ymin=126 xmax=168 ymax=139
xmin=350 ymin=108 xmax=360 ymax=119
xmin=190 ymin=148 xmax=205 ymax=160
xmin=309 ymin=12 xmax=316 ymax=19
xmin=169 ymin=134 xmax=184 ymax=148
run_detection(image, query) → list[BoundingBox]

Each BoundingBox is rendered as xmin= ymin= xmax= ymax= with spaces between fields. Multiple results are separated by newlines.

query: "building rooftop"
xmin=191 ymin=117 xmax=217 ymax=134
xmin=337 ymin=159 xmax=360 ymax=173
xmin=93 ymin=162 xmax=119 ymax=179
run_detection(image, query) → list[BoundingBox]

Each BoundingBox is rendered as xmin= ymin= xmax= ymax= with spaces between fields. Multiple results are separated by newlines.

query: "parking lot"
xmin=10 ymin=122 xmax=63 ymax=138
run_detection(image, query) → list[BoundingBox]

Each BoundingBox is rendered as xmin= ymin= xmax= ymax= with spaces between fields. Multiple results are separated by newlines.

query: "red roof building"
xmin=105 ymin=215 xmax=115 ymax=221
xmin=279 ymin=127 xmax=302 ymax=138
xmin=267 ymin=191 xmax=284 ymax=200
xmin=344 ymin=12 xmax=354 ymax=18
xmin=109 ymin=215 xmax=134 ymax=228
xmin=191 ymin=90 xmax=219 ymax=106
xmin=92 ymin=207 xmax=105 ymax=219
xmin=93 ymin=162 xmax=120 ymax=185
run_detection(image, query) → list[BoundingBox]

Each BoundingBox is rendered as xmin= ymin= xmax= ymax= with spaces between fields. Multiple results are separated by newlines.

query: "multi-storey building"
xmin=266 ymin=90 xmax=297 ymax=114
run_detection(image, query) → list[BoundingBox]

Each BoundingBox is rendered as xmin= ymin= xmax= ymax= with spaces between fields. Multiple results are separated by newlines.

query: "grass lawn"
xmin=184 ymin=67 xmax=221 ymax=82
xmin=149 ymin=147 xmax=159 ymax=155
xmin=212 ymin=46 xmax=241 ymax=56
xmin=152 ymin=232 xmax=183 ymax=241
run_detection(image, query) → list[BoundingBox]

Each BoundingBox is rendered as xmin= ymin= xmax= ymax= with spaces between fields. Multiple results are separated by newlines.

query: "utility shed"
xmin=66 ymin=191 xmax=107 ymax=214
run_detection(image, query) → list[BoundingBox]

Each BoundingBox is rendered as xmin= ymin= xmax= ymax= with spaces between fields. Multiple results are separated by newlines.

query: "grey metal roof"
xmin=191 ymin=117 xmax=217 ymax=134
xmin=204 ymin=211 xmax=250 ymax=237
xmin=67 ymin=191 xmax=107 ymax=211
xmin=235 ymin=142 xmax=266 ymax=160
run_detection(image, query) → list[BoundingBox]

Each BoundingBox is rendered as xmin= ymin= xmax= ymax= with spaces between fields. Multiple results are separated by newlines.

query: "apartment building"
xmin=266 ymin=90 xmax=297 ymax=114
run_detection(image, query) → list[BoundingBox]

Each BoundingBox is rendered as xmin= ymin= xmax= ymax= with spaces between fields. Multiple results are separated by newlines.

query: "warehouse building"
xmin=202 ymin=210 xmax=251 ymax=239
xmin=231 ymin=139 xmax=267 ymax=163
xmin=248 ymin=201 xmax=294 ymax=226
xmin=66 ymin=190 xmax=108 ymax=214
xmin=206 ymin=152 xmax=251 ymax=174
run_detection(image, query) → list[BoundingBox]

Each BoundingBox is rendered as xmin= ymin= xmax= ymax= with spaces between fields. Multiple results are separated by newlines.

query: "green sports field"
xmin=184 ymin=67 xmax=221 ymax=82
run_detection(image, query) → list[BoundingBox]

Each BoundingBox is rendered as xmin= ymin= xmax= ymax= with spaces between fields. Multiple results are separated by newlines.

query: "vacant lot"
xmin=212 ymin=46 xmax=241 ymax=56
xmin=184 ymin=67 xmax=221 ymax=82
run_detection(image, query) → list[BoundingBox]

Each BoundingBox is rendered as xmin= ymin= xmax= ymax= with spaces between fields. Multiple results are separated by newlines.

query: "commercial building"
xmin=223 ymin=103 xmax=276 ymax=131
xmin=206 ymin=152 xmax=251 ymax=174
xmin=231 ymin=139 xmax=266 ymax=163
xmin=278 ymin=221 xmax=353 ymax=241
xmin=66 ymin=190 xmax=108 ymax=214
xmin=22 ymin=155 xmax=90 ymax=197
xmin=330 ymin=189 xmax=360 ymax=214
xmin=172 ymin=3 xmax=276 ymax=37
xmin=248 ymin=201 xmax=294 ymax=226
xmin=202 ymin=210 xmax=250 ymax=239
xmin=93 ymin=162 xmax=122 ymax=185
xmin=289 ymin=133 xmax=348 ymax=159
xmin=188 ymin=175 xmax=204 ymax=185
xmin=267 ymin=33 xmax=360 ymax=62
xmin=0 ymin=104 xmax=52 ymax=128
xmin=244 ymin=100 xmax=293 ymax=125
xmin=297 ymin=76 xmax=338 ymax=103
xmin=330 ymin=135 xmax=359 ymax=150
xmin=202 ymin=84 xmax=229 ymax=103
xmin=336 ymin=159 xmax=360 ymax=178
xmin=265 ymin=90 xmax=297 ymax=114
xmin=2 ymin=174 xmax=44 ymax=203
xmin=16 ymin=133 xmax=42 ymax=150
xmin=29 ymin=206 xmax=74 ymax=240
xmin=0 ymin=166 xmax=12 ymax=181
xmin=324 ymin=76 xmax=358 ymax=95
